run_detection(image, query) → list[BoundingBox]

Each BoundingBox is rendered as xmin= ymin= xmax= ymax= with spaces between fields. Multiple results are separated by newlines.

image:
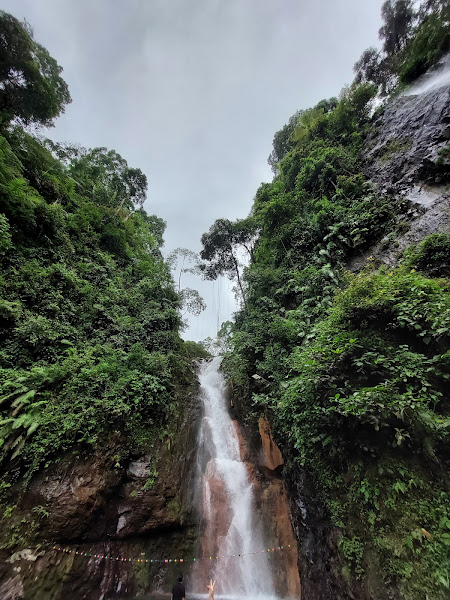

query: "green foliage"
xmin=142 ymin=467 xmax=159 ymax=491
xmin=267 ymin=110 xmax=303 ymax=171
xmin=279 ymin=267 xmax=450 ymax=458
xmin=68 ymin=146 xmax=148 ymax=213
xmin=166 ymin=248 xmax=206 ymax=322
xmin=216 ymin=320 xmax=234 ymax=355
xmin=379 ymin=1 xmax=415 ymax=56
xmin=237 ymin=271 xmax=449 ymax=596
xmin=200 ymin=216 xmax=257 ymax=306
xmin=182 ymin=340 xmax=211 ymax=360
xmin=178 ymin=288 xmax=206 ymax=317
xmin=214 ymin=62 xmax=450 ymax=598
xmin=0 ymin=126 xmax=192 ymax=475
xmin=0 ymin=11 xmax=71 ymax=127
xmin=353 ymin=48 xmax=390 ymax=90
xmin=32 ymin=505 xmax=49 ymax=519
xmin=339 ymin=536 xmax=365 ymax=578
xmin=399 ymin=9 xmax=450 ymax=83
xmin=227 ymin=264 xmax=450 ymax=599
xmin=167 ymin=247 xmax=202 ymax=290
xmin=353 ymin=0 xmax=450 ymax=92
xmin=403 ymin=233 xmax=450 ymax=277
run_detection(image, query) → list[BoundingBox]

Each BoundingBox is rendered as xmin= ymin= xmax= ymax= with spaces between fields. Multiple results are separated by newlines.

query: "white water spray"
xmin=403 ymin=52 xmax=450 ymax=96
xmin=194 ymin=357 xmax=277 ymax=599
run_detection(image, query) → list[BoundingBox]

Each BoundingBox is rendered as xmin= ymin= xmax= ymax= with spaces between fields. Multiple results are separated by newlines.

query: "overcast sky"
xmin=3 ymin=0 xmax=384 ymax=341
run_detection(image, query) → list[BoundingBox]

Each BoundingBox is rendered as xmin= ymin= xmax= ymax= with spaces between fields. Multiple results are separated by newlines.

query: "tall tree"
xmin=0 ymin=11 xmax=71 ymax=127
xmin=167 ymin=247 xmax=202 ymax=292
xmin=200 ymin=217 xmax=257 ymax=307
xmin=353 ymin=47 xmax=384 ymax=85
xmin=378 ymin=0 xmax=415 ymax=55
xmin=167 ymin=247 xmax=206 ymax=318
xmin=179 ymin=288 xmax=206 ymax=318
xmin=216 ymin=320 xmax=233 ymax=354
xmin=418 ymin=0 xmax=449 ymax=20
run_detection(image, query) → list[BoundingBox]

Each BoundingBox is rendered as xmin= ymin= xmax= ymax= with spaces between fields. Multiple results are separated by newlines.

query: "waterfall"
xmin=403 ymin=51 xmax=450 ymax=96
xmin=193 ymin=357 xmax=277 ymax=598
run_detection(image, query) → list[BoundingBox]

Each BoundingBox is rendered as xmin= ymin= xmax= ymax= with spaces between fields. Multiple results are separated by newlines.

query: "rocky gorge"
xmin=2 ymin=58 xmax=450 ymax=599
xmin=0 ymin=360 xmax=301 ymax=600
xmin=0 ymin=4 xmax=449 ymax=599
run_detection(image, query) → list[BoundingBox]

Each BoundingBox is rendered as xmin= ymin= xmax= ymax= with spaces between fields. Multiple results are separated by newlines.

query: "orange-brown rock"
xmin=259 ymin=416 xmax=284 ymax=470
xmin=221 ymin=417 xmax=301 ymax=598
xmin=200 ymin=461 xmax=232 ymax=555
xmin=260 ymin=477 xmax=301 ymax=598
xmin=231 ymin=418 xmax=250 ymax=461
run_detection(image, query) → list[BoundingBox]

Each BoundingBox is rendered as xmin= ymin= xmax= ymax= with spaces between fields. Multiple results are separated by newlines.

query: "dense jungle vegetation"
xmin=0 ymin=10 xmax=205 ymax=491
xmin=200 ymin=1 xmax=450 ymax=598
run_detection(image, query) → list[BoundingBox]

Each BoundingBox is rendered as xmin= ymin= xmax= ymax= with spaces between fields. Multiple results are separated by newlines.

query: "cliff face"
xmin=0 ymin=378 xmax=201 ymax=600
xmin=351 ymin=53 xmax=450 ymax=271
xmin=282 ymin=56 xmax=450 ymax=600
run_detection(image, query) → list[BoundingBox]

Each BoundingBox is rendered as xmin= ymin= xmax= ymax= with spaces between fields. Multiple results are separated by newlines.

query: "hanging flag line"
xmin=51 ymin=544 xmax=293 ymax=564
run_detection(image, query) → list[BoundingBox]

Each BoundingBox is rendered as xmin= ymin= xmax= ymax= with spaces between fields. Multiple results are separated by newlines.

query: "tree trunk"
xmin=232 ymin=253 xmax=246 ymax=308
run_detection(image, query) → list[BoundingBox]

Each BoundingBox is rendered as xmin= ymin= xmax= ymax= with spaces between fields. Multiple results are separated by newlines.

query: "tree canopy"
xmin=0 ymin=11 xmax=71 ymax=127
xmin=167 ymin=247 xmax=206 ymax=319
xmin=200 ymin=217 xmax=258 ymax=305
xmin=379 ymin=0 xmax=415 ymax=55
xmin=68 ymin=146 xmax=148 ymax=215
xmin=353 ymin=0 xmax=450 ymax=91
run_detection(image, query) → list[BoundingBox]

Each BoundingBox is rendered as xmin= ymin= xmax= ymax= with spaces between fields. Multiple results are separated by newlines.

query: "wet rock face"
xmin=364 ymin=54 xmax=450 ymax=191
xmin=0 ymin=383 xmax=201 ymax=600
xmin=284 ymin=469 xmax=335 ymax=600
xmin=283 ymin=468 xmax=395 ymax=600
xmin=286 ymin=462 xmax=430 ymax=600
xmin=258 ymin=416 xmax=284 ymax=471
xmin=349 ymin=53 xmax=450 ymax=272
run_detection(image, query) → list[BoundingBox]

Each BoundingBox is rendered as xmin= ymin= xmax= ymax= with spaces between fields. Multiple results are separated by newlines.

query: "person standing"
xmin=207 ymin=579 xmax=216 ymax=600
xmin=171 ymin=574 xmax=185 ymax=600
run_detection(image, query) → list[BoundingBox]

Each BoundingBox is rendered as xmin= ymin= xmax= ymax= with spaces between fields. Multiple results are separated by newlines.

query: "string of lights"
xmin=51 ymin=544 xmax=293 ymax=564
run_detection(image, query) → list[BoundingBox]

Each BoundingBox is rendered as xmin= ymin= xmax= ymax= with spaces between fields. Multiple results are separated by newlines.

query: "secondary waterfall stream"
xmin=193 ymin=357 xmax=277 ymax=598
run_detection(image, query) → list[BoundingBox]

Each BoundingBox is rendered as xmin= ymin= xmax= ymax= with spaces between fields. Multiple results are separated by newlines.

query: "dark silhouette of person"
xmin=171 ymin=574 xmax=185 ymax=600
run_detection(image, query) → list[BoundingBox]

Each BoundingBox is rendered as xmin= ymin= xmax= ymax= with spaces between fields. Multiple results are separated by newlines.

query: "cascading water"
xmin=193 ymin=357 xmax=277 ymax=598
xmin=403 ymin=51 xmax=450 ymax=96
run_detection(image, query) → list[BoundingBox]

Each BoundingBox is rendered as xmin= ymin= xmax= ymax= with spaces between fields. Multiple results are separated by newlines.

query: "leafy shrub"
xmin=399 ymin=13 xmax=450 ymax=84
xmin=403 ymin=234 xmax=450 ymax=278
xmin=0 ymin=130 xmax=190 ymax=476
